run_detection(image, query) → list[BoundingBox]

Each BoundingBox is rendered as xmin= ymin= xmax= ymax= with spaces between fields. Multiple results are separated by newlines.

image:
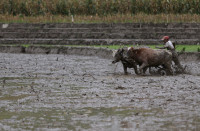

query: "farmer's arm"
xmin=156 ymin=46 xmax=167 ymax=49
xmin=155 ymin=45 xmax=168 ymax=49
xmin=156 ymin=43 xmax=169 ymax=49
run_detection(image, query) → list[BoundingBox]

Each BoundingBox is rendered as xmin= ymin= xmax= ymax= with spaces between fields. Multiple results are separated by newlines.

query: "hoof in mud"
xmin=138 ymin=73 xmax=146 ymax=76
xmin=124 ymin=72 xmax=129 ymax=75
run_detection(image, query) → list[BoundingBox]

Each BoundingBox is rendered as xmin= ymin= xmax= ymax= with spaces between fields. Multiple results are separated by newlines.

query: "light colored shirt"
xmin=164 ymin=40 xmax=174 ymax=50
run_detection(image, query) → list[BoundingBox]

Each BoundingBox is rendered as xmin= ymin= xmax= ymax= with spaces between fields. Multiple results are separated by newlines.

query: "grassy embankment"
xmin=70 ymin=45 xmax=200 ymax=52
xmin=19 ymin=44 xmax=199 ymax=52
xmin=95 ymin=45 xmax=199 ymax=52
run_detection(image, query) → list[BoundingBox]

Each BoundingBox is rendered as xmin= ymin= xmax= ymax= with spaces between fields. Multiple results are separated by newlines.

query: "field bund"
xmin=0 ymin=23 xmax=200 ymax=45
xmin=0 ymin=45 xmax=199 ymax=62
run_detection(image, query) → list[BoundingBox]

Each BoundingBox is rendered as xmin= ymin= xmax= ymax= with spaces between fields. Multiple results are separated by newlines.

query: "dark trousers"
xmin=170 ymin=49 xmax=184 ymax=71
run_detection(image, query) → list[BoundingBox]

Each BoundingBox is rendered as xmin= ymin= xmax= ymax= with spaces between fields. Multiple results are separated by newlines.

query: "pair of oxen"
xmin=112 ymin=47 xmax=173 ymax=75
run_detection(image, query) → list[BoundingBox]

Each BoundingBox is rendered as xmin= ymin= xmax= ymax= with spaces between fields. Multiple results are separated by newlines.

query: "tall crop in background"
xmin=0 ymin=0 xmax=200 ymax=16
xmin=85 ymin=0 xmax=96 ymax=15
xmin=131 ymin=0 xmax=136 ymax=14
xmin=56 ymin=0 xmax=69 ymax=15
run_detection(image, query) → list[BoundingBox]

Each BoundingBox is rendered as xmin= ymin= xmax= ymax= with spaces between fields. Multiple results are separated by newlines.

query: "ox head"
xmin=112 ymin=48 xmax=128 ymax=64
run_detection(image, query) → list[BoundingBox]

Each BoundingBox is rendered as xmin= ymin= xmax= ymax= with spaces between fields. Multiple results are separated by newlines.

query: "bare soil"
xmin=0 ymin=53 xmax=200 ymax=131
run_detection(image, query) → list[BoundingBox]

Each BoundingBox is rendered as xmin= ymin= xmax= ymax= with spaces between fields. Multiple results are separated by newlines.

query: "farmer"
xmin=156 ymin=36 xmax=184 ymax=72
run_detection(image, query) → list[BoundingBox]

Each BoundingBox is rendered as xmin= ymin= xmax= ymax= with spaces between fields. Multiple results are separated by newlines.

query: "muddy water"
xmin=0 ymin=53 xmax=200 ymax=131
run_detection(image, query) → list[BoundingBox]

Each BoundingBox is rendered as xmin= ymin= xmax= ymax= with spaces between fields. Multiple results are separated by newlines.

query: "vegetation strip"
xmin=1 ymin=0 xmax=200 ymax=23
xmin=1 ymin=0 xmax=200 ymax=16
xmin=22 ymin=44 xmax=200 ymax=52
xmin=0 ymin=44 xmax=199 ymax=52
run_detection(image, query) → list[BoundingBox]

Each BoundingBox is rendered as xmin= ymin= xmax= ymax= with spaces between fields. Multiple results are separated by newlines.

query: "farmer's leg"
xmin=171 ymin=50 xmax=184 ymax=71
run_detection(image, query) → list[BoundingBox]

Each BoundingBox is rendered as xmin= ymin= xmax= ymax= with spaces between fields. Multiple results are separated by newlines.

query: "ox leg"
xmin=164 ymin=62 xmax=173 ymax=75
xmin=123 ymin=64 xmax=128 ymax=75
xmin=143 ymin=67 xmax=148 ymax=74
xmin=149 ymin=67 xmax=154 ymax=74
xmin=139 ymin=63 xmax=148 ymax=75
xmin=133 ymin=64 xmax=139 ymax=75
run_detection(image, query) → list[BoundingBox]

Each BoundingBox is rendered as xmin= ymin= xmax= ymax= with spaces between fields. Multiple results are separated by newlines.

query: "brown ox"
xmin=127 ymin=47 xmax=173 ymax=75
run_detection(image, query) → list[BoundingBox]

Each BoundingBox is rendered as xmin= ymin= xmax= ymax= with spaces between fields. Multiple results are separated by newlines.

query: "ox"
xmin=112 ymin=48 xmax=139 ymax=75
xmin=127 ymin=47 xmax=173 ymax=75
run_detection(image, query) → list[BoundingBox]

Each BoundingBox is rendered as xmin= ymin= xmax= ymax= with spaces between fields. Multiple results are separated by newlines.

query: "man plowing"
xmin=156 ymin=36 xmax=184 ymax=72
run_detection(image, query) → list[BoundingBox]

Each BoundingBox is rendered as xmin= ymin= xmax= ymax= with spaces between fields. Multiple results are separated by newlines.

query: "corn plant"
xmin=0 ymin=0 xmax=200 ymax=16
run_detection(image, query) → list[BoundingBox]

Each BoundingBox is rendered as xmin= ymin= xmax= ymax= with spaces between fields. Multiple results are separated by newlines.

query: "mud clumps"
xmin=0 ymin=53 xmax=200 ymax=130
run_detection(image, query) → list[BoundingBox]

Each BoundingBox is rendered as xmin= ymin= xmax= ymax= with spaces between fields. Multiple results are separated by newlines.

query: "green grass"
xmin=1 ymin=44 xmax=199 ymax=52
xmin=65 ymin=44 xmax=199 ymax=52
xmin=146 ymin=45 xmax=200 ymax=52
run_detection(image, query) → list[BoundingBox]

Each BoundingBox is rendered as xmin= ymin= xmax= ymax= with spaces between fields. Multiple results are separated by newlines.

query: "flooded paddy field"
xmin=0 ymin=53 xmax=200 ymax=131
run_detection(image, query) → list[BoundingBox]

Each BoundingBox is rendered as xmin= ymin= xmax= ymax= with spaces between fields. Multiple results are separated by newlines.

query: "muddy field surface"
xmin=0 ymin=53 xmax=200 ymax=131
